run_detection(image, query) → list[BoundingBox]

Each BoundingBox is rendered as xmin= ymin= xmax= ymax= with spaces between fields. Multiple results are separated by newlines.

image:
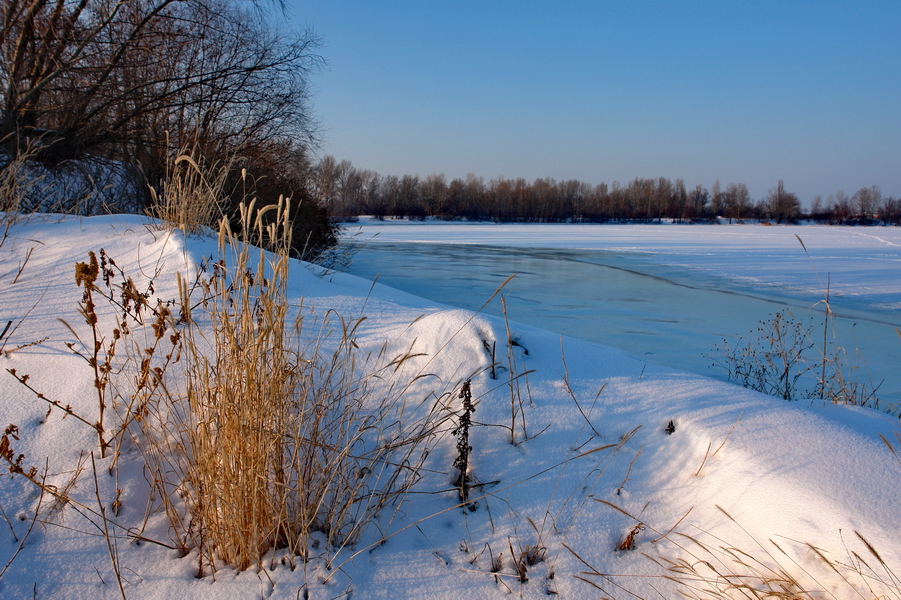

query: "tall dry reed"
xmin=147 ymin=144 xmax=231 ymax=234
xmin=130 ymin=197 xmax=457 ymax=573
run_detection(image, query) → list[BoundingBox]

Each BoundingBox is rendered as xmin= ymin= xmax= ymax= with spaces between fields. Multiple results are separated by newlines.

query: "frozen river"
xmin=339 ymin=224 xmax=901 ymax=410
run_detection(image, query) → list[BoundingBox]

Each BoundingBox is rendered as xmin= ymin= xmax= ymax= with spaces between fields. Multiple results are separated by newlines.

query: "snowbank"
xmin=0 ymin=214 xmax=899 ymax=599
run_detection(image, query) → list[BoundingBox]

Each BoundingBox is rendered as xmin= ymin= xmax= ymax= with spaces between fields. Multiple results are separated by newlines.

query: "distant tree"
xmin=686 ymin=184 xmax=709 ymax=221
xmin=313 ymin=155 xmax=340 ymax=208
xmin=709 ymin=179 xmax=723 ymax=218
xmin=442 ymin=178 xmax=466 ymax=218
xmin=851 ymin=186 xmax=881 ymax=221
xmin=486 ymin=177 xmax=509 ymax=220
xmin=421 ymin=173 xmax=447 ymax=216
xmin=830 ymin=190 xmax=852 ymax=223
xmin=809 ymin=195 xmax=829 ymax=222
xmin=608 ymin=181 xmax=627 ymax=221
xmin=508 ymin=177 xmax=529 ymax=220
xmin=396 ymin=174 xmax=423 ymax=218
xmin=765 ymin=180 xmax=801 ymax=224
xmin=668 ymin=178 xmax=688 ymax=221
xmin=358 ymin=170 xmax=382 ymax=215
xmin=531 ymin=177 xmax=557 ymax=221
xmin=461 ymin=174 xmax=485 ymax=220
xmin=377 ymin=175 xmax=400 ymax=218
xmin=651 ymin=177 xmax=672 ymax=222
xmin=589 ymin=182 xmax=611 ymax=221
xmin=754 ymin=197 xmax=769 ymax=219
xmin=559 ymin=179 xmax=587 ymax=221
xmin=723 ymin=182 xmax=752 ymax=223
xmin=877 ymin=196 xmax=900 ymax=225
xmin=337 ymin=162 xmax=367 ymax=217
xmin=625 ymin=177 xmax=654 ymax=220
xmin=304 ymin=154 xmax=893 ymax=230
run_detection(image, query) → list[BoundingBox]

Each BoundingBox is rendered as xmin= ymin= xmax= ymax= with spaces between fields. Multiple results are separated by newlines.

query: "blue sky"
xmin=286 ymin=1 xmax=900 ymax=204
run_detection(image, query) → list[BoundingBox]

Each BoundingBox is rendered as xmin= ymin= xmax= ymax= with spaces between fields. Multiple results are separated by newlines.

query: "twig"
xmin=323 ymin=441 xmax=617 ymax=583
xmin=6 ymin=369 xmax=98 ymax=430
xmin=615 ymin=445 xmax=643 ymax=495
xmin=0 ymin=500 xmax=18 ymax=542
xmin=650 ymin=507 xmax=693 ymax=544
xmin=12 ymin=246 xmax=33 ymax=284
xmin=695 ymin=413 xmax=742 ymax=477
xmin=91 ymin=452 xmax=127 ymax=599
xmin=559 ymin=343 xmax=602 ymax=439
xmin=0 ymin=468 xmax=47 ymax=579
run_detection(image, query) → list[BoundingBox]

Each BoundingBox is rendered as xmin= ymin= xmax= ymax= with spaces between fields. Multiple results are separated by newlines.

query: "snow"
xmin=1 ymin=213 xmax=900 ymax=599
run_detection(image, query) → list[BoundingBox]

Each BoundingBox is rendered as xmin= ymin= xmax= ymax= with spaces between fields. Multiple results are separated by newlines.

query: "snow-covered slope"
xmin=1 ymin=214 xmax=899 ymax=599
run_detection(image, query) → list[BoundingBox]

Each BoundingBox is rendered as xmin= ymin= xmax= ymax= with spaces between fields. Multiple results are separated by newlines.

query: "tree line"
xmin=1 ymin=0 xmax=337 ymax=258
xmin=313 ymin=156 xmax=900 ymax=226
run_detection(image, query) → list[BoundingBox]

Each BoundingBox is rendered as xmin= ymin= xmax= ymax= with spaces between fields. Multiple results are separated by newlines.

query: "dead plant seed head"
xmin=74 ymin=251 xmax=99 ymax=288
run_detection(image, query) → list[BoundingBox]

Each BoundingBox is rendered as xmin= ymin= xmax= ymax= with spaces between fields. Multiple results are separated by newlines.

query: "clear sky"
xmin=285 ymin=1 xmax=900 ymax=204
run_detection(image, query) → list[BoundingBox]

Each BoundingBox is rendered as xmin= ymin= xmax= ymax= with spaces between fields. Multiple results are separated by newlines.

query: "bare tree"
xmin=709 ymin=179 xmax=723 ymax=218
xmin=831 ymin=190 xmax=852 ymax=223
xmin=851 ymin=185 xmax=881 ymax=221
xmin=337 ymin=164 xmax=367 ymax=218
xmin=668 ymin=178 xmax=687 ymax=221
xmin=421 ymin=173 xmax=447 ymax=217
xmin=686 ymin=184 xmax=708 ymax=221
xmin=723 ymin=182 xmax=751 ymax=223
xmin=397 ymin=174 xmax=422 ymax=218
xmin=765 ymin=180 xmax=801 ymax=224
xmin=810 ymin=195 xmax=822 ymax=217
xmin=878 ymin=196 xmax=900 ymax=225
xmin=308 ymin=156 xmax=889 ymax=228
xmin=487 ymin=176 xmax=513 ymax=220
xmin=2 ymin=0 xmax=321 ymax=185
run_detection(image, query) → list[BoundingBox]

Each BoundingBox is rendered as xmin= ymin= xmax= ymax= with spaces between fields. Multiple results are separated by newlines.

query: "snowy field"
xmin=1 ymin=213 xmax=900 ymax=599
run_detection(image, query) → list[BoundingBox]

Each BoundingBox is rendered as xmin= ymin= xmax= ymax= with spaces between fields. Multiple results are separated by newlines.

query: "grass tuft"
xmin=147 ymin=145 xmax=231 ymax=234
xmin=127 ymin=202 xmax=458 ymax=573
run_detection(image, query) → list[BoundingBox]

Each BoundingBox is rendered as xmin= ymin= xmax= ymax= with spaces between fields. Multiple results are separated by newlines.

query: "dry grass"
xmin=709 ymin=310 xmax=881 ymax=411
xmin=579 ymin=501 xmax=901 ymax=600
xmin=709 ymin=311 xmax=815 ymax=401
xmin=654 ymin=518 xmax=901 ymax=600
xmin=147 ymin=145 xmax=231 ymax=234
xmin=126 ymin=201 xmax=459 ymax=574
xmin=1 ymin=142 xmax=45 ymax=245
xmin=707 ymin=237 xmax=885 ymax=412
xmin=1 ymin=145 xmax=40 ymax=216
xmin=500 ymin=296 xmax=535 ymax=445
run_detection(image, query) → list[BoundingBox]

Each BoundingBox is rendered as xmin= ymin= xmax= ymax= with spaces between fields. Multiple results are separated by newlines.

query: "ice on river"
xmin=341 ymin=219 xmax=901 ymax=406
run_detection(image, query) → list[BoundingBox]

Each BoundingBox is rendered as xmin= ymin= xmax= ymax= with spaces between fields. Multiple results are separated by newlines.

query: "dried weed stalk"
xmin=709 ymin=309 xmax=881 ymax=410
xmin=148 ymin=144 xmax=230 ymax=234
xmin=453 ymin=379 xmax=476 ymax=510
xmin=132 ymin=201 xmax=456 ymax=573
